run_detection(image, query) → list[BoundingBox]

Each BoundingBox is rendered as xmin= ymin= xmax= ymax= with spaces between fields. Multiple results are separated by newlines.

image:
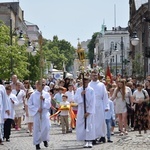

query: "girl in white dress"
xmin=25 ymin=88 xmax=34 ymax=136
xmin=111 ymin=79 xmax=132 ymax=135
xmin=12 ymin=82 xmax=25 ymax=130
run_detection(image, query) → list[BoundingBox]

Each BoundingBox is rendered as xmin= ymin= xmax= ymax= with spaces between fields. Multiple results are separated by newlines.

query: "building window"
xmin=120 ymin=55 xmax=122 ymax=63
xmin=112 ymin=56 xmax=114 ymax=62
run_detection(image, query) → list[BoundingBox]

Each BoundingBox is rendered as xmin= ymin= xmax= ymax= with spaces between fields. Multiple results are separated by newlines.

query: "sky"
xmin=0 ymin=0 xmax=129 ymax=47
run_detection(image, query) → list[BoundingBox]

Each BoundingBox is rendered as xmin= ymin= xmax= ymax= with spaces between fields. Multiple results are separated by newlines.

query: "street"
xmin=1 ymin=121 xmax=150 ymax=150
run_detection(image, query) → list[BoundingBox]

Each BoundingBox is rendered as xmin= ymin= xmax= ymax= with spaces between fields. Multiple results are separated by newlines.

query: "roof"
xmin=25 ymin=20 xmax=39 ymax=30
xmin=134 ymin=0 xmax=148 ymax=10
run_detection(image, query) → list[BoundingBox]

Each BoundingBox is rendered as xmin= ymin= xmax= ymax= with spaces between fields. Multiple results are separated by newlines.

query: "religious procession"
xmin=0 ymin=63 xmax=150 ymax=150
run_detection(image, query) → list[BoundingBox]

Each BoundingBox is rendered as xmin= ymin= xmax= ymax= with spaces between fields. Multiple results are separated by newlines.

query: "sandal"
xmin=119 ymin=132 xmax=124 ymax=136
xmin=124 ymin=131 xmax=128 ymax=135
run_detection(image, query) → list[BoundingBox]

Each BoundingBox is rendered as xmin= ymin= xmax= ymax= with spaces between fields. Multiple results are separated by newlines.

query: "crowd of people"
xmin=0 ymin=71 xmax=150 ymax=150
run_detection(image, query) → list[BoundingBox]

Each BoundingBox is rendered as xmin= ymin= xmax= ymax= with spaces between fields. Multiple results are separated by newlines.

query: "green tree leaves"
xmin=43 ymin=36 xmax=75 ymax=71
xmin=0 ymin=21 xmax=28 ymax=80
xmin=87 ymin=32 xmax=99 ymax=67
xmin=0 ymin=20 xmax=75 ymax=81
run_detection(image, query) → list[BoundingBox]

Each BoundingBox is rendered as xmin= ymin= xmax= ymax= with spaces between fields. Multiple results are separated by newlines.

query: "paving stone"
xmin=1 ymin=122 xmax=150 ymax=150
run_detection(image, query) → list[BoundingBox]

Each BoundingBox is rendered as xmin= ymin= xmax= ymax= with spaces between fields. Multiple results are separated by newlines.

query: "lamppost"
xmin=130 ymin=32 xmax=139 ymax=76
xmin=115 ymin=48 xmax=119 ymax=77
xmin=26 ymin=41 xmax=37 ymax=79
xmin=10 ymin=18 xmax=25 ymax=76
xmin=121 ymin=37 xmax=124 ymax=77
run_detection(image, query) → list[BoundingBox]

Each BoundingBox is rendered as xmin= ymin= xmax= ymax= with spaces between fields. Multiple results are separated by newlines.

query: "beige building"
xmin=0 ymin=2 xmax=27 ymax=35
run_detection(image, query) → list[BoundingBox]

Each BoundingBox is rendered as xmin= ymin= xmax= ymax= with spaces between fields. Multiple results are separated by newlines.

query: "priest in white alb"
xmin=89 ymin=70 xmax=109 ymax=144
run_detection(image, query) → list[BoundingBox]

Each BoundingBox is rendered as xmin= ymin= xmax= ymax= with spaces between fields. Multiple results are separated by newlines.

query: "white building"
xmin=95 ymin=25 xmax=130 ymax=77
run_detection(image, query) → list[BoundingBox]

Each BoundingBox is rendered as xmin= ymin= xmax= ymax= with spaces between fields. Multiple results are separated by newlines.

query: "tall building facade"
xmin=129 ymin=0 xmax=150 ymax=78
xmin=0 ymin=2 xmax=27 ymax=35
xmin=95 ymin=26 xmax=130 ymax=77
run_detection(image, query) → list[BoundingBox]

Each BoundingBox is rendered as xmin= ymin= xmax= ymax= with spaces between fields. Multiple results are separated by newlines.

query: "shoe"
xmin=66 ymin=130 xmax=72 ymax=133
xmin=43 ymin=141 xmax=48 ymax=147
xmin=111 ymin=132 xmax=114 ymax=135
xmin=124 ymin=131 xmax=128 ymax=135
xmin=15 ymin=125 xmax=18 ymax=130
xmin=17 ymin=128 xmax=21 ymax=131
xmin=119 ymin=132 xmax=124 ymax=136
xmin=88 ymin=142 xmax=93 ymax=148
xmin=131 ymin=128 xmax=134 ymax=131
xmin=92 ymin=139 xmax=97 ymax=145
xmin=99 ymin=137 xmax=106 ymax=143
xmin=6 ymin=139 xmax=10 ymax=142
xmin=36 ymin=144 xmax=41 ymax=150
xmin=83 ymin=142 xmax=89 ymax=148
xmin=108 ymin=140 xmax=113 ymax=143
xmin=26 ymin=130 xmax=30 ymax=133
xmin=29 ymin=133 xmax=32 ymax=136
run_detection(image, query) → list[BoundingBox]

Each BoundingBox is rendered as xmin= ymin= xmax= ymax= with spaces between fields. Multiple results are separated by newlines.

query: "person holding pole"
xmin=28 ymin=80 xmax=51 ymax=150
xmin=89 ymin=70 xmax=109 ymax=144
xmin=74 ymin=76 xmax=96 ymax=148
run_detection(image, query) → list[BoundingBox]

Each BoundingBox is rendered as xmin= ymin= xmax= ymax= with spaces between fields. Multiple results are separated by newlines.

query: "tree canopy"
xmin=0 ymin=21 xmax=75 ymax=82
xmin=87 ymin=32 xmax=99 ymax=67
xmin=0 ymin=21 xmax=28 ymax=80
xmin=43 ymin=36 xmax=75 ymax=71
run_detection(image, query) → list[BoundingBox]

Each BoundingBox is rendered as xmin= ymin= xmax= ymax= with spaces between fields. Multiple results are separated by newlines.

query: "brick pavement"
xmin=1 ymin=122 xmax=150 ymax=150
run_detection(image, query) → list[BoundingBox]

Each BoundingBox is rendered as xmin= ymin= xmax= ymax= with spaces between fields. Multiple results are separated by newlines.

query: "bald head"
xmin=12 ymin=75 xmax=18 ymax=83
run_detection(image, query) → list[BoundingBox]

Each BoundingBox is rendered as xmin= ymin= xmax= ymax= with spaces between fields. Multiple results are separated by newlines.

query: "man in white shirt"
xmin=28 ymin=80 xmax=51 ymax=150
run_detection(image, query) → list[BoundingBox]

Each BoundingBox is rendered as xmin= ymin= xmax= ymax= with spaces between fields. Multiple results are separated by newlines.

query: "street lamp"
xmin=17 ymin=30 xmax=25 ymax=46
xmin=131 ymin=32 xmax=139 ymax=46
xmin=114 ymin=48 xmax=119 ymax=77
xmin=10 ymin=18 xmax=26 ymax=76
xmin=121 ymin=37 xmax=124 ymax=77
xmin=130 ymin=32 xmax=139 ymax=77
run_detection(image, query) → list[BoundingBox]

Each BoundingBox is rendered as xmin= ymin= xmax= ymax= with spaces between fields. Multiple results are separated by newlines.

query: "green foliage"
xmin=0 ymin=20 xmax=75 ymax=81
xmin=87 ymin=32 xmax=99 ymax=67
xmin=0 ymin=21 xmax=28 ymax=80
xmin=132 ymin=53 xmax=144 ymax=78
xmin=43 ymin=36 xmax=75 ymax=71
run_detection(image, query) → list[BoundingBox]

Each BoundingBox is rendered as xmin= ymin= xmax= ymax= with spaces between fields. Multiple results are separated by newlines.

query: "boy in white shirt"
xmin=105 ymin=92 xmax=115 ymax=143
xmin=59 ymin=94 xmax=70 ymax=134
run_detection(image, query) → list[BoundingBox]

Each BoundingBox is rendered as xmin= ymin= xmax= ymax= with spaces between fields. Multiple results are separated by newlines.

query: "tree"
xmin=43 ymin=36 xmax=75 ymax=71
xmin=0 ymin=20 xmax=28 ymax=80
xmin=132 ymin=53 xmax=144 ymax=79
xmin=87 ymin=32 xmax=99 ymax=68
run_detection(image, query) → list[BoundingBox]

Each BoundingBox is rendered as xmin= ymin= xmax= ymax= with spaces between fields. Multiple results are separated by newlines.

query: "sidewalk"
xmin=1 ymin=121 xmax=150 ymax=150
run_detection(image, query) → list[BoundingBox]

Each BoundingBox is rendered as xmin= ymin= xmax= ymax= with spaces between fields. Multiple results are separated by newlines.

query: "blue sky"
xmin=0 ymin=0 xmax=129 ymax=47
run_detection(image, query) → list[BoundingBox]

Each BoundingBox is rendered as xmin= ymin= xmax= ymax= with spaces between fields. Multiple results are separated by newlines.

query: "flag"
xmin=105 ymin=65 xmax=112 ymax=84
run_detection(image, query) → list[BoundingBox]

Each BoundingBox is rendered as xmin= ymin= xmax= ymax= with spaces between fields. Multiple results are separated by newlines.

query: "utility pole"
xmin=121 ymin=37 xmax=124 ymax=77
xmin=10 ymin=18 xmax=13 ymax=77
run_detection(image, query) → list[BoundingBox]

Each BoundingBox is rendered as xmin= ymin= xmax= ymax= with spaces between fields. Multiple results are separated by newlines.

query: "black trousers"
xmin=127 ymin=111 xmax=134 ymax=128
xmin=4 ymin=119 xmax=13 ymax=139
